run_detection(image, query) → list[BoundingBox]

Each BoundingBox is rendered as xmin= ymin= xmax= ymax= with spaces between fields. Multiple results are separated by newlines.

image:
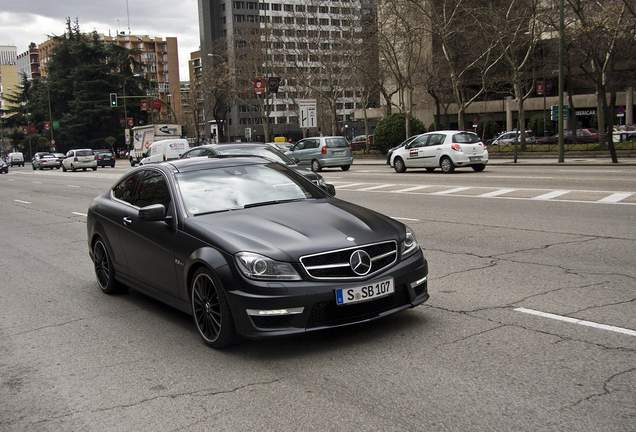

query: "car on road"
xmin=93 ymin=149 xmax=116 ymax=168
xmin=87 ymin=156 xmax=429 ymax=348
xmin=0 ymin=158 xmax=8 ymax=174
xmin=535 ymin=129 xmax=599 ymax=144
xmin=390 ymin=130 xmax=488 ymax=173
xmin=31 ymin=152 xmax=62 ymax=170
xmin=350 ymin=134 xmax=374 ymax=152
xmin=7 ymin=152 xmax=24 ymax=167
xmin=181 ymin=143 xmax=336 ymax=195
xmin=62 ymin=149 xmax=97 ymax=172
xmin=285 ymin=136 xmax=353 ymax=172
xmin=488 ymin=130 xmax=536 ymax=145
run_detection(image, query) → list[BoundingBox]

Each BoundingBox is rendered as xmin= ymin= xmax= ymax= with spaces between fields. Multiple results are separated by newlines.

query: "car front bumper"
xmin=223 ymin=251 xmax=429 ymax=339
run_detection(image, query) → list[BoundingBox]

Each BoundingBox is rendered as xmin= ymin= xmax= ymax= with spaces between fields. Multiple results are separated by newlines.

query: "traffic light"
xmin=110 ymin=93 xmax=117 ymax=107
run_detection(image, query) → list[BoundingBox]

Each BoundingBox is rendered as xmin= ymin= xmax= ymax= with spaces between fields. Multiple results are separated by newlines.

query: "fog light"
xmin=410 ymin=276 xmax=427 ymax=289
xmin=246 ymin=307 xmax=304 ymax=316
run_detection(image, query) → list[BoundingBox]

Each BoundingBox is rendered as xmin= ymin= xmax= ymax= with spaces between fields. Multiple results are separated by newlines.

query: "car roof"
xmin=165 ymin=155 xmax=273 ymax=173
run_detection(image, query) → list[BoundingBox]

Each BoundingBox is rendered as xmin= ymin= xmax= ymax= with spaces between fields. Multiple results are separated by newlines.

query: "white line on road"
xmin=395 ymin=185 xmax=432 ymax=193
xmin=72 ymin=212 xmax=87 ymax=217
xmin=335 ymin=183 xmax=366 ymax=189
xmin=479 ymin=188 xmax=517 ymax=197
xmin=66 ymin=185 xmax=81 ymax=188
xmin=358 ymin=184 xmax=396 ymax=191
xmin=532 ymin=190 xmax=570 ymax=200
xmin=433 ymin=187 xmax=472 ymax=195
xmin=391 ymin=217 xmax=419 ymax=221
xmin=14 ymin=199 xmax=31 ymax=204
xmin=515 ymin=307 xmax=636 ymax=337
xmin=597 ymin=192 xmax=634 ymax=203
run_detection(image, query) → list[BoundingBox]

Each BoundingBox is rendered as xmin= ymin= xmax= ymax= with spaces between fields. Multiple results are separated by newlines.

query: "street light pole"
xmin=557 ymin=0 xmax=565 ymax=162
xmin=262 ymin=0 xmax=270 ymax=143
xmin=123 ymin=74 xmax=142 ymax=149
xmin=46 ymin=81 xmax=54 ymax=146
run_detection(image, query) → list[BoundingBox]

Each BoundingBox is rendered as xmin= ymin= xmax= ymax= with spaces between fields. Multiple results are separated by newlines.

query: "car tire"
xmin=191 ymin=267 xmax=236 ymax=349
xmin=341 ymin=165 xmax=350 ymax=171
xmin=83 ymin=168 xmax=87 ymax=171
xmin=32 ymin=165 xmax=36 ymax=170
xmin=394 ymin=157 xmax=407 ymax=173
xmin=311 ymin=159 xmax=322 ymax=172
xmin=71 ymin=164 xmax=76 ymax=172
xmin=472 ymin=164 xmax=486 ymax=172
xmin=92 ymin=167 xmax=97 ymax=171
xmin=62 ymin=165 xmax=67 ymax=172
xmin=426 ymin=167 xmax=435 ymax=172
xmin=93 ymin=238 xmax=125 ymax=294
xmin=440 ymin=156 xmax=455 ymax=173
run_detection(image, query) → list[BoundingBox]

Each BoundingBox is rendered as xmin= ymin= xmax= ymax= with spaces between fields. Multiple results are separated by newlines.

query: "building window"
xmin=271 ymin=3 xmax=281 ymax=11
xmin=259 ymin=2 xmax=269 ymax=9
xmin=308 ymin=6 xmax=317 ymax=13
xmin=234 ymin=14 xmax=246 ymax=22
xmin=272 ymin=16 xmax=282 ymax=23
xmin=284 ymin=4 xmax=293 ymax=11
xmin=285 ymin=17 xmax=295 ymax=24
xmin=234 ymin=1 xmax=244 ymax=9
xmin=247 ymin=2 xmax=257 ymax=9
xmin=320 ymin=18 xmax=329 ymax=26
xmin=295 ymin=4 xmax=305 ymax=12
xmin=319 ymin=6 xmax=328 ymax=13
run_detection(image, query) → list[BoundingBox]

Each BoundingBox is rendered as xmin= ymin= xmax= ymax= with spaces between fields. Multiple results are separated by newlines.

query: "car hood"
xmin=183 ymin=199 xmax=405 ymax=261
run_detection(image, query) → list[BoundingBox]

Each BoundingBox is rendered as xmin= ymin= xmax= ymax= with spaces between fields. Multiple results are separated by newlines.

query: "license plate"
xmin=469 ymin=156 xmax=482 ymax=161
xmin=334 ymin=150 xmax=345 ymax=155
xmin=336 ymin=278 xmax=394 ymax=305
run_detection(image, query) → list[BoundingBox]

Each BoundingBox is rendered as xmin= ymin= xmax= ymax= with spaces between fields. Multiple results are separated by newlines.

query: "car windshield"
xmin=77 ymin=150 xmax=94 ymax=157
xmin=452 ymin=133 xmax=481 ymax=144
xmin=176 ymin=162 xmax=322 ymax=216
xmin=216 ymin=146 xmax=294 ymax=165
xmin=325 ymin=137 xmax=349 ymax=148
xmin=42 ymin=154 xmax=56 ymax=158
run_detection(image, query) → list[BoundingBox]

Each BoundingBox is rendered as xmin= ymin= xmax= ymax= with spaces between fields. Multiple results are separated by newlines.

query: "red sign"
xmin=140 ymin=100 xmax=150 ymax=111
xmin=254 ymin=77 xmax=265 ymax=95
xmin=536 ymin=80 xmax=544 ymax=96
xmin=29 ymin=125 xmax=36 ymax=133
xmin=22 ymin=126 xmax=28 ymax=134
xmin=127 ymin=117 xmax=134 ymax=127
xmin=152 ymin=99 xmax=162 ymax=110
xmin=44 ymin=121 xmax=51 ymax=131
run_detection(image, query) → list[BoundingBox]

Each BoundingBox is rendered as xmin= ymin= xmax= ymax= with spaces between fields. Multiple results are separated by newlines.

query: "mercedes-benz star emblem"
xmin=350 ymin=250 xmax=372 ymax=276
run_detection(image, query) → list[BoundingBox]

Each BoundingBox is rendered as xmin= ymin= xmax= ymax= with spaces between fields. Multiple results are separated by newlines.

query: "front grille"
xmin=301 ymin=241 xmax=397 ymax=280
xmin=306 ymin=284 xmax=410 ymax=328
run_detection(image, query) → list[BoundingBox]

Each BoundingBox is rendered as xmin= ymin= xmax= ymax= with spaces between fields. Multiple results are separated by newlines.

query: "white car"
xmin=390 ymin=130 xmax=488 ymax=173
xmin=490 ymin=130 xmax=536 ymax=145
xmin=62 ymin=149 xmax=97 ymax=172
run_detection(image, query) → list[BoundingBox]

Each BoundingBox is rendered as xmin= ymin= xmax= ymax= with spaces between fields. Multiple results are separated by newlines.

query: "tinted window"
xmin=77 ymin=150 xmax=94 ymax=157
xmin=113 ymin=172 xmax=143 ymax=204
xmin=452 ymin=133 xmax=481 ymax=144
xmin=134 ymin=171 xmax=171 ymax=209
xmin=427 ymin=134 xmax=446 ymax=145
xmin=325 ymin=137 xmax=349 ymax=148
xmin=411 ymin=136 xmax=428 ymax=148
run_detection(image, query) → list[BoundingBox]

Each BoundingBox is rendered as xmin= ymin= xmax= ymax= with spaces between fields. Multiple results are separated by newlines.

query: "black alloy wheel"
xmin=191 ymin=268 xmax=236 ymax=348
xmin=93 ymin=238 xmax=124 ymax=294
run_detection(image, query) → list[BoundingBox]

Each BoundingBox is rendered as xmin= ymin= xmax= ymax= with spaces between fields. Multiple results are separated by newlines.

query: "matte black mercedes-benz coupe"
xmin=87 ymin=156 xmax=429 ymax=348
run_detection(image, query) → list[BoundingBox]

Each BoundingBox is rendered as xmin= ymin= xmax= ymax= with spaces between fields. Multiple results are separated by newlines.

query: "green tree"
xmin=373 ymin=112 xmax=426 ymax=153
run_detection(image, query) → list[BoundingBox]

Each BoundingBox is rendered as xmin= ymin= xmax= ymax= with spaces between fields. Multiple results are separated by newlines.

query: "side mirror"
xmin=292 ymin=157 xmax=300 ymax=164
xmin=138 ymin=204 xmax=169 ymax=222
xmin=324 ymin=183 xmax=336 ymax=196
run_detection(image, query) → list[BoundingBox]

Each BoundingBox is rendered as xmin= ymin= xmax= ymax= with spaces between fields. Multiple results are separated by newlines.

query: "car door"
xmin=403 ymin=135 xmax=430 ymax=168
xmin=417 ymin=133 xmax=447 ymax=167
xmin=287 ymin=138 xmax=318 ymax=166
xmin=120 ymin=169 xmax=180 ymax=297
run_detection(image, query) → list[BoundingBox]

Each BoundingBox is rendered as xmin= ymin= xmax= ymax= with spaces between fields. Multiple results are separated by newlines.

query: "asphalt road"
xmin=1 ymin=161 xmax=634 ymax=431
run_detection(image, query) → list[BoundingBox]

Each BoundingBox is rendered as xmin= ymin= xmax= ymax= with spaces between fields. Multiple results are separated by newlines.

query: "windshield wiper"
xmin=244 ymin=198 xmax=300 ymax=209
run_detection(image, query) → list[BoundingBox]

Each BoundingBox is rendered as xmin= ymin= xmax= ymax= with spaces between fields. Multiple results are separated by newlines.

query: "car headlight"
xmin=235 ymin=252 xmax=301 ymax=281
xmin=400 ymin=226 xmax=420 ymax=258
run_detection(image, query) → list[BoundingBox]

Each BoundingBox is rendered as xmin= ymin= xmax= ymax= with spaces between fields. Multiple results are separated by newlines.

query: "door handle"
xmin=123 ymin=216 xmax=132 ymax=226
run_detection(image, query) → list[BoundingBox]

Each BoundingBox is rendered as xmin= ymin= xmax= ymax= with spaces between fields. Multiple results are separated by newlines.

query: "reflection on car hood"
xmin=184 ymin=199 xmax=404 ymax=261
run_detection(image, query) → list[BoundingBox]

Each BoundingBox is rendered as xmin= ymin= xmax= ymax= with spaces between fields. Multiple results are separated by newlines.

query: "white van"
xmin=8 ymin=152 xmax=25 ymax=167
xmin=139 ymin=139 xmax=190 ymax=165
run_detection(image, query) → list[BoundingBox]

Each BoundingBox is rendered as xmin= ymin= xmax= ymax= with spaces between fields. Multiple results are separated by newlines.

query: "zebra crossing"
xmin=330 ymin=181 xmax=636 ymax=205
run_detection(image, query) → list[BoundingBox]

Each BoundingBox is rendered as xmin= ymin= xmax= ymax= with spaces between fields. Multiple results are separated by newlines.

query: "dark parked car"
xmin=87 ymin=156 xmax=429 ymax=348
xmin=350 ymin=134 xmax=374 ymax=151
xmin=535 ymin=129 xmax=599 ymax=144
xmin=181 ymin=143 xmax=336 ymax=195
xmin=93 ymin=149 xmax=116 ymax=168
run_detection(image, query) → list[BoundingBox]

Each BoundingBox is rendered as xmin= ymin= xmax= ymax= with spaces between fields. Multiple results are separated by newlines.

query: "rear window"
xmin=76 ymin=150 xmax=94 ymax=157
xmin=325 ymin=137 xmax=349 ymax=148
xmin=452 ymin=133 xmax=481 ymax=144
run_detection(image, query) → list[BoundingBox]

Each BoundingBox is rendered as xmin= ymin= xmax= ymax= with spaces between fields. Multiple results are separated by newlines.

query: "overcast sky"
xmin=0 ymin=0 xmax=201 ymax=81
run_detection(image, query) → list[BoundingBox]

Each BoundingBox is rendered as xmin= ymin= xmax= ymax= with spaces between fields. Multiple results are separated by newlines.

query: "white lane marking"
xmin=66 ymin=185 xmax=81 ymax=188
xmin=72 ymin=212 xmax=87 ymax=217
xmin=433 ymin=187 xmax=471 ymax=195
xmin=597 ymin=192 xmax=634 ymax=203
xmin=479 ymin=188 xmax=517 ymax=197
xmin=395 ymin=185 xmax=432 ymax=193
xmin=532 ymin=190 xmax=570 ymax=200
xmin=515 ymin=307 xmax=636 ymax=337
xmin=391 ymin=217 xmax=419 ymax=221
xmin=485 ymin=175 xmax=554 ymax=179
xmin=335 ymin=183 xmax=366 ymax=189
xmin=33 ymin=181 xmax=42 ymax=184
xmin=14 ymin=199 xmax=31 ymax=204
xmin=358 ymin=184 xmax=396 ymax=191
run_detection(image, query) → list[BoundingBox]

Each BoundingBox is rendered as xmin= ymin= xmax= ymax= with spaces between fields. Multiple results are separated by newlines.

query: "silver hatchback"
xmin=285 ymin=136 xmax=353 ymax=172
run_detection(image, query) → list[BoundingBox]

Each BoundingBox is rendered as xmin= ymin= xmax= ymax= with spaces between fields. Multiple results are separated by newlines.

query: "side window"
xmin=428 ymin=134 xmax=445 ymax=146
xmin=66 ymin=151 xmax=73 ymax=158
xmin=113 ymin=172 xmax=143 ymax=204
xmin=294 ymin=140 xmax=306 ymax=150
xmin=309 ymin=139 xmax=320 ymax=149
xmin=133 ymin=170 xmax=171 ymax=209
xmin=183 ymin=149 xmax=201 ymax=158
xmin=411 ymin=136 xmax=428 ymax=148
